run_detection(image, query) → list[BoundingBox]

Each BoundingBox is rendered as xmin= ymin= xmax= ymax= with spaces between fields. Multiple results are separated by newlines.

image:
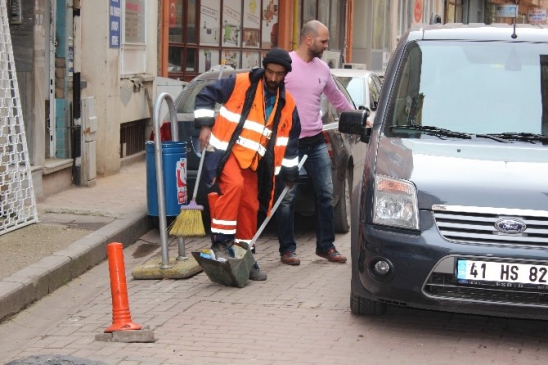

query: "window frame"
xmin=120 ymin=0 xmax=147 ymax=76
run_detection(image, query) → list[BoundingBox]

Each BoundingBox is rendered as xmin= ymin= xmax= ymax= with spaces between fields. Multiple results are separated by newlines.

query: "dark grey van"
xmin=339 ymin=23 xmax=548 ymax=319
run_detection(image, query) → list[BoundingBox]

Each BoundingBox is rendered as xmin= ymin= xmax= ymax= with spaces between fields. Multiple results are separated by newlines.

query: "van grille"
xmin=432 ymin=205 xmax=548 ymax=246
xmin=425 ymin=273 xmax=548 ymax=305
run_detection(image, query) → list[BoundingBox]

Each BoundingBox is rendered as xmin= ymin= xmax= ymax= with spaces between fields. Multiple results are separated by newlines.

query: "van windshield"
xmin=386 ymin=40 xmax=548 ymax=137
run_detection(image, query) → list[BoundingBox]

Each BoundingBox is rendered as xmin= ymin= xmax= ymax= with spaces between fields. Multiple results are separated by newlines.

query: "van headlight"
xmin=373 ymin=175 xmax=419 ymax=230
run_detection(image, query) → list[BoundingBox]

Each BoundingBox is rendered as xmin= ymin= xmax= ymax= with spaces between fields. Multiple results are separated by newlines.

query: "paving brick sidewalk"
xmin=0 ymin=159 xmax=153 ymax=323
xmin=3 ymin=220 xmax=548 ymax=365
xmin=2 ymin=158 xmax=548 ymax=365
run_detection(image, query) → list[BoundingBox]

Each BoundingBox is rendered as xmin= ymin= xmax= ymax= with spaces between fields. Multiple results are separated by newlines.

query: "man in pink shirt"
xmin=276 ymin=20 xmax=354 ymax=266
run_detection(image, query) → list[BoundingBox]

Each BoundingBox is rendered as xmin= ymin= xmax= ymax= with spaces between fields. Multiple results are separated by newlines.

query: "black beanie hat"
xmin=262 ymin=47 xmax=292 ymax=72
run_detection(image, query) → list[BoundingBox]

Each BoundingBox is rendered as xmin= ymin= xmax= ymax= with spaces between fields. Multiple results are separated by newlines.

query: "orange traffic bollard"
xmin=105 ymin=242 xmax=142 ymax=333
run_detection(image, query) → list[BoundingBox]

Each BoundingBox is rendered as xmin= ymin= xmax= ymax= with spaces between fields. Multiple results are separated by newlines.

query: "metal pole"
xmin=164 ymin=93 xmax=188 ymax=261
xmin=153 ymin=92 xmax=179 ymax=269
xmin=176 ymin=237 xmax=186 ymax=261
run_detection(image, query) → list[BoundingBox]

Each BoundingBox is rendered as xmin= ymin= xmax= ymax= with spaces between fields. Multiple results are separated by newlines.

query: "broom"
xmin=169 ymin=149 xmax=206 ymax=237
xmin=169 ymin=62 xmax=228 ymax=237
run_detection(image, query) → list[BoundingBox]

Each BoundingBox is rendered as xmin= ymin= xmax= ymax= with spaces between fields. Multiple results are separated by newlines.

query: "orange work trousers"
xmin=210 ymin=153 xmax=258 ymax=246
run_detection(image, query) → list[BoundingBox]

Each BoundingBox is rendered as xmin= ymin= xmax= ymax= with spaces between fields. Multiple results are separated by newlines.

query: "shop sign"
xmin=528 ymin=9 xmax=547 ymax=24
xmin=495 ymin=5 xmax=517 ymax=18
xmin=109 ymin=0 xmax=121 ymax=48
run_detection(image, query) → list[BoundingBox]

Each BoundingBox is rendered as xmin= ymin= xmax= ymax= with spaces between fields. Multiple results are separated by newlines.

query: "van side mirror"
xmin=339 ymin=110 xmax=371 ymax=143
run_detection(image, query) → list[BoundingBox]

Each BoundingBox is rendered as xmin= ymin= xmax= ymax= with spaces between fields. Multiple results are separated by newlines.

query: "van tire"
xmin=350 ymin=289 xmax=387 ymax=316
xmin=334 ymin=168 xmax=352 ymax=233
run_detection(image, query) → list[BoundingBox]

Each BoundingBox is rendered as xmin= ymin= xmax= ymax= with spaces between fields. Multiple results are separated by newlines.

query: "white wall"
xmin=80 ymin=0 xmax=158 ymax=176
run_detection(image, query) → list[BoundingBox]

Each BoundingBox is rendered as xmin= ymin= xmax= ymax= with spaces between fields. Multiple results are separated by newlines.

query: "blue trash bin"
xmin=146 ymin=141 xmax=187 ymax=217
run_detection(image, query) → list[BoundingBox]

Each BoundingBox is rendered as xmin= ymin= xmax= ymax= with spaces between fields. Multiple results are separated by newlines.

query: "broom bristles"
xmin=169 ymin=208 xmax=206 ymax=237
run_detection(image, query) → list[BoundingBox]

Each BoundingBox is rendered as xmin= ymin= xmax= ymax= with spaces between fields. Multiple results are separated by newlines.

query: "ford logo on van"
xmin=494 ymin=218 xmax=526 ymax=234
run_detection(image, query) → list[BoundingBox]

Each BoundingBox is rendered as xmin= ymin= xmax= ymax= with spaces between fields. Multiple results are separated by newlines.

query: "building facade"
xmin=163 ymin=0 xmax=354 ymax=81
xmin=8 ymin=0 xmax=353 ymax=199
xmin=6 ymin=0 xmax=546 ymax=201
xmin=8 ymin=0 xmax=158 ymax=199
xmin=352 ymin=0 xmax=547 ymax=72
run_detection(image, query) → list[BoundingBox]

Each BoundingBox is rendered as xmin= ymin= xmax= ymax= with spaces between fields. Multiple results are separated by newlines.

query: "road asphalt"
xmin=0 ymin=158 xmax=154 ymax=323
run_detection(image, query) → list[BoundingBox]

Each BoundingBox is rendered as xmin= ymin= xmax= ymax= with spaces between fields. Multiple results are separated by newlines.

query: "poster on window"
xmin=222 ymin=0 xmax=242 ymax=47
xmin=242 ymin=0 xmax=260 ymax=48
xmin=168 ymin=0 xmax=183 ymax=42
xmin=199 ymin=49 xmax=220 ymax=73
xmin=223 ymin=50 xmax=240 ymax=69
xmin=200 ymin=0 xmax=221 ymax=46
xmin=261 ymin=0 xmax=278 ymax=49
xmin=242 ymin=51 xmax=260 ymax=70
xmin=125 ymin=0 xmax=145 ymax=43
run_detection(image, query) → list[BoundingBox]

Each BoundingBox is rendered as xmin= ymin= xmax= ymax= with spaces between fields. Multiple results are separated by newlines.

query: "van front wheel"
xmin=350 ymin=288 xmax=387 ymax=316
xmin=334 ymin=168 xmax=351 ymax=233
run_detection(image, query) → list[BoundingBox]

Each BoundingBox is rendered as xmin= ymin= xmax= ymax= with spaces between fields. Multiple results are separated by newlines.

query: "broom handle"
xmin=192 ymin=62 xmax=227 ymax=202
xmin=192 ymin=149 xmax=206 ymax=201
xmin=249 ymin=154 xmax=308 ymax=247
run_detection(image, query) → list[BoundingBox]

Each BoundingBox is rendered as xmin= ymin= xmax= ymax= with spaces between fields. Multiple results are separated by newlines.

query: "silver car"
xmin=330 ymin=68 xmax=383 ymax=121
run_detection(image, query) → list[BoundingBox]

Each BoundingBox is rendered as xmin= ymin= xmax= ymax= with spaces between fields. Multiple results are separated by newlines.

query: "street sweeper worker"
xmin=194 ymin=48 xmax=301 ymax=281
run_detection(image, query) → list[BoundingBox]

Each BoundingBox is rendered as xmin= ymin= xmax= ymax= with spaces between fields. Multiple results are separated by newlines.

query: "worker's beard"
xmin=264 ymin=79 xmax=280 ymax=93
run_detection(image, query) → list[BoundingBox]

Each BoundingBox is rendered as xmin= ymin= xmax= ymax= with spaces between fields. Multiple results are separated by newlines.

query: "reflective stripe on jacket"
xmin=194 ymin=68 xmax=301 ymax=214
xmin=206 ymin=73 xmax=296 ymax=173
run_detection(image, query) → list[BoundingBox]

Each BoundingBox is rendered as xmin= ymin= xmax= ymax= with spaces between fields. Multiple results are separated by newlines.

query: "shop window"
xmin=168 ymin=46 xmax=182 ymax=72
xmin=166 ymin=0 xmax=350 ymax=79
xmin=121 ymin=0 xmax=147 ymax=76
xmin=168 ymin=0 xmax=277 ymax=80
xmin=187 ymin=48 xmax=197 ymax=71
xmin=169 ymin=0 xmax=183 ymax=42
xmin=187 ymin=0 xmax=197 ymax=43
xmin=262 ymin=0 xmax=279 ymax=49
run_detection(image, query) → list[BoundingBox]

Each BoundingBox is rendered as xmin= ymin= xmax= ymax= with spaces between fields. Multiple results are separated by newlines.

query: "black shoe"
xmin=211 ymin=240 xmax=235 ymax=259
xmin=249 ymin=262 xmax=267 ymax=281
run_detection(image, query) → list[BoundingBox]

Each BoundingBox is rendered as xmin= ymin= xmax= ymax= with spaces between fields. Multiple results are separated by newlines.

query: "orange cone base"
xmin=105 ymin=321 xmax=142 ymax=333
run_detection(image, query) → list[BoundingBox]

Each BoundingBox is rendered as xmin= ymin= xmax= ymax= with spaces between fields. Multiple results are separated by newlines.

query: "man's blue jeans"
xmin=276 ymin=142 xmax=335 ymax=255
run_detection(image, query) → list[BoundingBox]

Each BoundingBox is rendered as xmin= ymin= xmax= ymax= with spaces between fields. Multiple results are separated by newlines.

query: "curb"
xmin=0 ymin=210 xmax=153 ymax=323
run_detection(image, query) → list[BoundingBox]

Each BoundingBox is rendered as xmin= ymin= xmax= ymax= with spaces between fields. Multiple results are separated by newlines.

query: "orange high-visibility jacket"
xmin=194 ymin=69 xmax=301 ymax=214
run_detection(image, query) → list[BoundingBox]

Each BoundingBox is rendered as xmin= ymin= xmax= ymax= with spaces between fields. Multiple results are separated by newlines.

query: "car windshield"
xmin=337 ymin=76 xmax=366 ymax=108
xmin=385 ymin=40 xmax=548 ymax=137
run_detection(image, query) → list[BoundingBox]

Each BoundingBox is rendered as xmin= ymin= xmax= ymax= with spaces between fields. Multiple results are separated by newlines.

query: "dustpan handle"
xmin=249 ymin=154 xmax=308 ymax=247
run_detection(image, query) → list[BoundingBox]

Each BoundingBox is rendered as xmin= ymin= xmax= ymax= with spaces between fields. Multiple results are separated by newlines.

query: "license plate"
xmin=456 ymin=259 xmax=548 ymax=286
